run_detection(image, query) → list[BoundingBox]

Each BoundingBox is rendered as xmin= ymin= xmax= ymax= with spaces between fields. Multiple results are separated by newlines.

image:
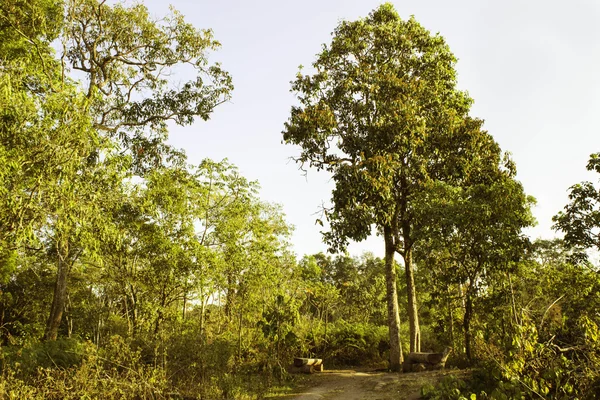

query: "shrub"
xmin=0 ymin=337 xmax=169 ymax=399
xmin=1 ymin=338 xmax=84 ymax=376
xmin=318 ymin=321 xmax=388 ymax=367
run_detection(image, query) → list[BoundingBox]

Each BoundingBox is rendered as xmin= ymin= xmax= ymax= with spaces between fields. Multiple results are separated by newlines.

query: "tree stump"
xmin=402 ymin=347 xmax=452 ymax=373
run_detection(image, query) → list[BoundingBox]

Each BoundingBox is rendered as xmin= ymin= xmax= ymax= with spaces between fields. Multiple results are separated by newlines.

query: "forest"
xmin=0 ymin=0 xmax=599 ymax=399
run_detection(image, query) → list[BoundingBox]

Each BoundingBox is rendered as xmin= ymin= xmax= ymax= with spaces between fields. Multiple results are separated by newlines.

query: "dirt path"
xmin=271 ymin=369 xmax=465 ymax=400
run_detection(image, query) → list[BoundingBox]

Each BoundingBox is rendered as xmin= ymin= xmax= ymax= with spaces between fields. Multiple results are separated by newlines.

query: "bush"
xmin=1 ymin=338 xmax=84 ymax=376
xmin=317 ymin=321 xmax=388 ymax=367
xmin=0 ymin=337 xmax=169 ymax=399
xmin=424 ymin=316 xmax=600 ymax=400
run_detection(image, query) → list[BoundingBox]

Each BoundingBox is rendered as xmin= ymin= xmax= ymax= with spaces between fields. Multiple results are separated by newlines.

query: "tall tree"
xmin=0 ymin=0 xmax=105 ymax=340
xmin=42 ymin=154 xmax=127 ymax=341
xmin=64 ymin=0 xmax=233 ymax=168
xmin=0 ymin=0 xmax=76 ymax=262
xmin=283 ymin=3 xmax=494 ymax=368
xmin=416 ymin=174 xmax=534 ymax=359
xmin=553 ymin=153 xmax=600 ymax=259
xmin=1 ymin=0 xmax=233 ymax=341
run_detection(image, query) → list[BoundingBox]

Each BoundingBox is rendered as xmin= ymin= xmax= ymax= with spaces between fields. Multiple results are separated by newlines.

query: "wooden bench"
xmin=402 ymin=347 xmax=452 ymax=373
xmin=290 ymin=357 xmax=324 ymax=373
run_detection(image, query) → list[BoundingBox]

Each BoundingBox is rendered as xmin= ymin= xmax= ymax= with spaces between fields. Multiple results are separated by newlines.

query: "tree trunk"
xmin=448 ymin=286 xmax=455 ymax=350
xmin=44 ymin=257 xmax=70 ymax=341
xmin=237 ymin=304 xmax=243 ymax=361
xmin=403 ymin=247 xmax=421 ymax=352
xmin=96 ymin=309 xmax=102 ymax=345
xmin=399 ymin=181 xmax=421 ymax=353
xmin=225 ymin=272 xmax=235 ymax=320
xmin=154 ymin=287 xmax=166 ymax=336
xmin=129 ymin=285 xmax=138 ymax=335
xmin=384 ymin=226 xmax=403 ymax=371
xmin=199 ymin=295 xmax=206 ymax=338
xmin=324 ymin=307 xmax=328 ymax=344
xmin=124 ymin=295 xmax=131 ymax=336
xmin=65 ymin=294 xmax=73 ymax=338
xmin=464 ymin=288 xmax=473 ymax=360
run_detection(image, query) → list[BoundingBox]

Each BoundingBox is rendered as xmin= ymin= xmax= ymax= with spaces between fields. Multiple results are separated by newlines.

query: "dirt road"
xmin=274 ymin=369 xmax=463 ymax=400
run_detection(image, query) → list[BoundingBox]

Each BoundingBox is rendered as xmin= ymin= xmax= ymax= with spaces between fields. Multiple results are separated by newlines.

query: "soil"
xmin=268 ymin=369 xmax=470 ymax=400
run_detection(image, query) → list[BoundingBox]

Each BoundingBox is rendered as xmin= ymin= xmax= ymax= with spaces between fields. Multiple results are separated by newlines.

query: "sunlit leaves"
xmin=282 ymin=3 xmax=493 ymax=253
xmin=553 ymin=153 xmax=600 ymax=254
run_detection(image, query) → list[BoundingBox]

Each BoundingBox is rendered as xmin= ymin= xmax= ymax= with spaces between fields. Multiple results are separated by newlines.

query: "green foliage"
xmin=282 ymin=3 xmax=483 ymax=252
xmin=293 ymin=253 xmax=391 ymax=366
xmin=470 ymin=318 xmax=600 ymax=399
xmin=0 ymin=248 xmax=16 ymax=285
xmin=321 ymin=321 xmax=389 ymax=367
xmin=1 ymin=338 xmax=83 ymax=375
xmin=416 ymin=176 xmax=535 ymax=359
xmin=553 ymin=153 xmax=600 ymax=258
xmin=282 ymin=2 xmax=524 ymax=362
xmin=61 ymin=0 xmax=233 ymax=171
xmin=2 ymin=1 xmax=600 ymax=398
xmin=421 ymin=375 xmax=477 ymax=400
xmin=1 ymin=338 xmax=169 ymax=399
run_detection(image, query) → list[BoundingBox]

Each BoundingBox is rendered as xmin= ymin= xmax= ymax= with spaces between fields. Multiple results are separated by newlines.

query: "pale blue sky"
xmin=150 ymin=0 xmax=600 ymax=257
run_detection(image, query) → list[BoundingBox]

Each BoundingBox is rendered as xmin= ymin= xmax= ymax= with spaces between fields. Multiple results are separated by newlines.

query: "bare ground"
xmin=267 ymin=369 xmax=470 ymax=400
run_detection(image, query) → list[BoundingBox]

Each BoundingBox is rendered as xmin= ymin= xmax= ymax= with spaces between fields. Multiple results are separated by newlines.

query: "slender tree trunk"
xmin=448 ymin=286 xmax=455 ymax=349
xmin=154 ymin=309 xmax=163 ymax=336
xmin=225 ymin=273 xmax=235 ymax=320
xmin=403 ymin=247 xmax=420 ymax=352
xmin=66 ymin=294 xmax=73 ymax=338
xmin=0 ymin=307 xmax=4 ymax=337
xmin=464 ymin=288 xmax=473 ymax=360
xmin=44 ymin=256 xmax=70 ymax=341
xmin=237 ymin=302 xmax=244 ymax=361
xmin=154 ymin=287 xmax=166 ymax=336
xmin=384 ymin=226 xmax=403 ymax=371
xmin=508 ymin=273 xmax=520 ymax=326
xmin=324 ymin=307 xmax=328 ymax=344
xmin=96 ymin=311 xmax=102 ymax=345
xmin=398 ymin=174 xmax=421 ymax=353
xmin=217 ymin=291 xmax=224 ymax=334
xmin=129 ymin=285 xmax=138 ymax=336
xmin=199 ymin=295 xmax=206 ymax=338
xmin=124 ymin=295 xmax=131 ymax=335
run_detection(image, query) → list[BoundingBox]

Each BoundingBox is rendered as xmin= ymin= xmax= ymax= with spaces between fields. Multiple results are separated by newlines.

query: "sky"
xmin=145 ymin=0 xmax=600 ymax=258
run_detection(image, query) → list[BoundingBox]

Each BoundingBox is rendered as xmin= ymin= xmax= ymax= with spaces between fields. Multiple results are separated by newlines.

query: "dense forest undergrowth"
xmin=1 ymin=0 xmax=599 ymax=399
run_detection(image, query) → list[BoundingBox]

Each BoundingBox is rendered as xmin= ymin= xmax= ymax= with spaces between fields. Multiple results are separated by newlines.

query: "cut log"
xmin=293 ymin=358 xmax=323 ymax=368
